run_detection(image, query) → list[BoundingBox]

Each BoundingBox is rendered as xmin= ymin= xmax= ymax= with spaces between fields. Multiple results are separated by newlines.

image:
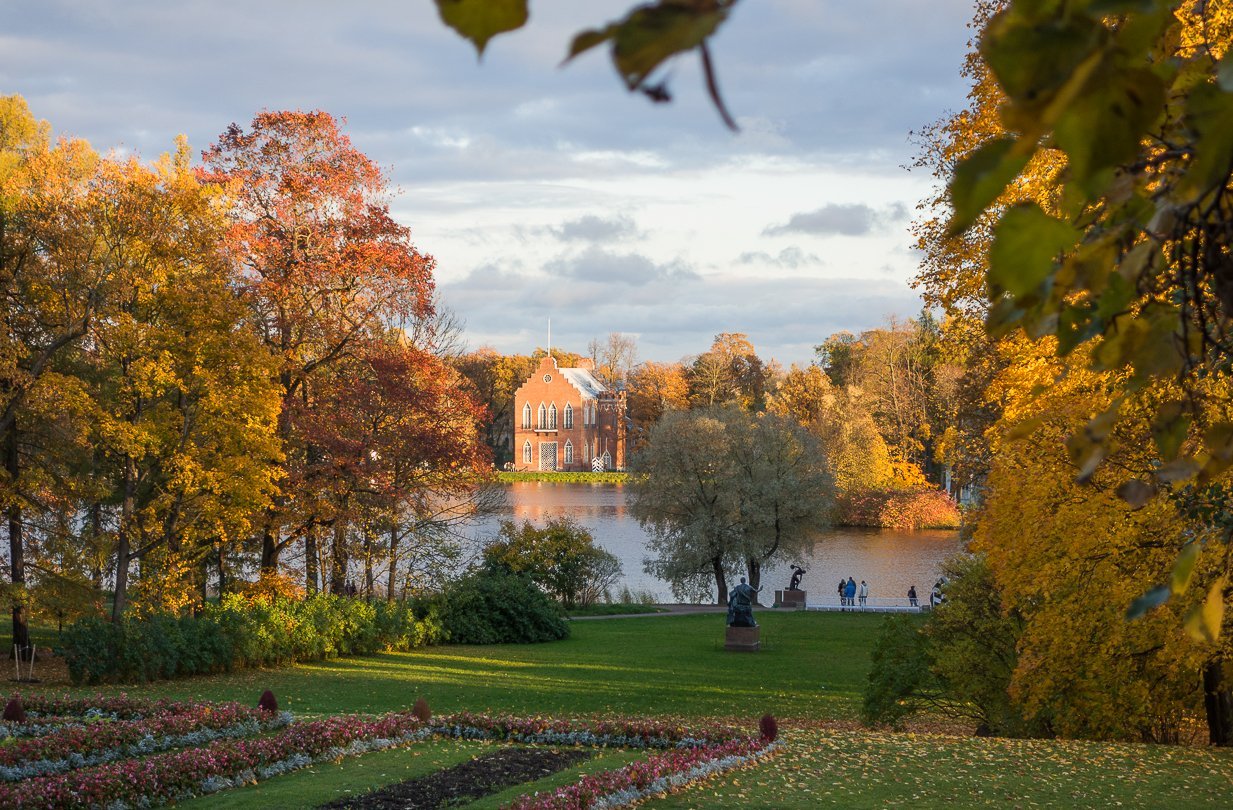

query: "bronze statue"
xmin=727 ymin=577 xmax=760 ymax=627
xmin=788 ymin=565 xmax=805 ymax=591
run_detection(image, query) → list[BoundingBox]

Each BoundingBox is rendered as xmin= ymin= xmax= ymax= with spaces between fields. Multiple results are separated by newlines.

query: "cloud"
xmin=763 ymin=202 xmax=909 ymax=237
xmin=544 ymin=247 xmax=698 ymax=285
xmin=737 ymin=246 xmax=824 ymax=269
xmin=441 ymin=260 xmax=922 ymax=367
xmin=550 ymin=214 xmax=639 ymax=243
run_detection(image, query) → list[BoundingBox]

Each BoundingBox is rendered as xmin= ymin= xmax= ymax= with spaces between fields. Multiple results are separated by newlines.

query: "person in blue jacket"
xmin=844 ymin=577 xmax=857 ymax=608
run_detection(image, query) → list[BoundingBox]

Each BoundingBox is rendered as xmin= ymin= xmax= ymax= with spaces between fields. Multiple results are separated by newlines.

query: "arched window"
xmin=548 ymin=403 xmax=558 ymax=430
xmin=564 ymin=440 xmax=574 ymax=464
xmin=563 ymin=403 xmax=574 ymax=429
xmin=583 ymin=442 xmax=590 ymax=462
xmin=522 ymin=403 xmax=532 ymax=429
xmin=538 ymin=403 xmax=547 ymax=430
xmin=522 ymin=441 xmax=532 ymax=464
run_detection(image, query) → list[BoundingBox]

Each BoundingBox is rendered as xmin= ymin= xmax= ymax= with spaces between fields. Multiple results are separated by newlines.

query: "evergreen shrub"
xmin=434 ymin=570 xmax=569 ymax=644
xmin=57 ymin=593 xmax=443 ymax=685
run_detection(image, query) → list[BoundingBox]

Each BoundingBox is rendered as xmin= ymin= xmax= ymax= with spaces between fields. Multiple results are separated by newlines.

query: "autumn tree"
xmin=974 ymin=341 xmax=1224 ymax=741
xmin=631 ymin=405 xmax=834 ymax=602
xmin=687 ymin=333 xmax=772 ymax=411
xmin=0 ymin=96 xmax=107 ymax=654
xmin=82 ymin=145 xmax=281 ymax=619
xmin=630 ymin=407 xmax=743 ymax=604
xmin=201 ymin=110 xmax=436 ymax=574
xmin=768 ymin=365 xmax=900 ymax=493
xmin=295 ymin=331 xmax=492 ymax=595
xmin=727 ymin=412 xmax=834 ymax=594
xmin=454 ymin=348 xmax=536 ymax=467
xmin=626 ymin=360 xmax=689 ymax=448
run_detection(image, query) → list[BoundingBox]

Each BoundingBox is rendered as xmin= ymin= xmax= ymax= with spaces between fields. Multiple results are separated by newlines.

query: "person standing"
xmin=844 ymin=577 xmax=857 ymax=609
xmin=837 ymin=578 xmax=846 ymax=610
xmin=858 ymin=580 xmax=868 ymax=607
xmin=908 ymin=585 xmax=918 ymax=608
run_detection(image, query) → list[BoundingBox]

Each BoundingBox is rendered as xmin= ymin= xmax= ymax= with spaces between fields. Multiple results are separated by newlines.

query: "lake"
xmin=467 ymin=482 xmax=965 ymax=605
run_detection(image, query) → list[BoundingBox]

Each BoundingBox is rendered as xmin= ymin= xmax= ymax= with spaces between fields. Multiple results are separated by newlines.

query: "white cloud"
xmin=2 ymin=0 xmax=974 ymax=366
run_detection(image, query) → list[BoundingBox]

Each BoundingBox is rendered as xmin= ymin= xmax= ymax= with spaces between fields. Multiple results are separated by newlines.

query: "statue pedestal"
xmin=725 ymin=625 xmax=761 ymax=652
xmin=775 ymin=589 xmax=807 ymax=608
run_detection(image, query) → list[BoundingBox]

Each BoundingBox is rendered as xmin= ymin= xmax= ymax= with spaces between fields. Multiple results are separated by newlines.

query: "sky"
xmin=2 ymin=0 xmax=978 ymax=367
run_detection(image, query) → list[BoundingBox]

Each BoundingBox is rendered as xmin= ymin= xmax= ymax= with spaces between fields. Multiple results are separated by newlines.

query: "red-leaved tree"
xmin=200 ymin=111 xmax=437 ymax=574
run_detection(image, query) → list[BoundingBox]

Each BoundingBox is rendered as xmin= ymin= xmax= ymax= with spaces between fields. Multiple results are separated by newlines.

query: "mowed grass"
xmin=34 ymin=611 xmax=1233 ymax=807
xmin=67 ymin=611 xmax=879 ymax=721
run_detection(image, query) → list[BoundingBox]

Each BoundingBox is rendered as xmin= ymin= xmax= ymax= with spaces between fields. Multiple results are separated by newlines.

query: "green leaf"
xmin=435 ymin=0 xmax=529 ymax=56
xmin=1151 ymin=401 xmax=1189 ymax=460
xmin=609 ymin=3 xmax=729 ymax=91
xmin=989 ymin=204 xmax=1081 ymax=300
xmin=982 ymin=10 xmax=1104 ymax=105
xmin=1054 ymin=67 xmax=1165 ymax=191
xmin=1183 ymin=578 xmax=1225 ymax=644
xmin=564 ymin=26 xmax=616 ymax=63
xmin=1126 ymin=584 xmax=1170 ymax=620
xmin=948 ymin=138 xmax=1031 ymax=234
xmin=1171 ymin=542 xmax=1200 ymax=596
xmin=1176 ymin=83 xmax=1233 ymax=204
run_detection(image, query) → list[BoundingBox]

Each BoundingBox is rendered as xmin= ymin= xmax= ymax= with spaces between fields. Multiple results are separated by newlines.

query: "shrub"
xmin=57 ymin=593 xmax=443 ymax=685
xmin=436 ymin=570 xmax=569 ymax=644
xmin=483 ymin=518 xmax=622 ymax=608
xmin=836 ymin=487 xmax=961 ymax=529
xmin=862 ymin=555 xmax=1042 ymax=737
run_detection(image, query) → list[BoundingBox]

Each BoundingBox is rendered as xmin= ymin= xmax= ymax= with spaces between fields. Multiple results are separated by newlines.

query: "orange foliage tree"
xmin=201 ymin=110 xmax=437 ymax=574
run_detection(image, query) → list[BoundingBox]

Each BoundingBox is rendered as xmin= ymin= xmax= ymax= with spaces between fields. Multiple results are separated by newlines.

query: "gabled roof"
xmin=560 ymin=367 xmax=608 ymax=399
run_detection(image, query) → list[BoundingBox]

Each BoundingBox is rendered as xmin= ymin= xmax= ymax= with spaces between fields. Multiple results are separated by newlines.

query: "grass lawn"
xmin=67 ymin=611 xmax=879 ymax=721
xmin=647 ymin=729 xmax=1233 ymax=808
xmin=28 ymin=611 xmax=1233 ymax=807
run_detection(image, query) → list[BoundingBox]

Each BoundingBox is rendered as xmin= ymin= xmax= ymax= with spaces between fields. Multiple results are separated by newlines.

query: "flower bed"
xmin=0 ymin=695 xmax=290 ymax=781
xmin=0 ymin=698 xmax=776 ymax=809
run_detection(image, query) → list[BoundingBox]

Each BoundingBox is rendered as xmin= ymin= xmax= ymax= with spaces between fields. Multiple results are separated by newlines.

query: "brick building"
xmin=512 ymin=355 xmax=627 ymax=472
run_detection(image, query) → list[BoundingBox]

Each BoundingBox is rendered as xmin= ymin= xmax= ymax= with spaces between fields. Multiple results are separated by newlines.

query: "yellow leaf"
xmin=1184 ymin=578 xmax=1225 ymax=644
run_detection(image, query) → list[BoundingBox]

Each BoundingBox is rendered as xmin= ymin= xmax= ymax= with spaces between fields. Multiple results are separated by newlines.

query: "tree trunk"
xmin=362 ymin=526 xmax=375 ymax=597
xmin=712 ymin=555 xmax=728 ymax=606
xmin=217 ymin=543 xmax=226 ymax=596
xmin=112 ymin=454 xmax=135 ymax=623
xmin=330 ymin=519 xmax=348 ymax=595
xmin=304 ymin=529 xmax=319 ymax=594
xmin=260 ymin=524 xmax=280 ymax=571
xmin=1204 ymin=660 xmax=1233 ymax=746
xmin=746 ymin=557 xmax=761 ymax=604
xmin=89 ymin=500 xmax=103 ymax=589
xmin=5 ymin=421 xmax=30 ymax=659
xmin=386 ymin=524 xmax=399 ymax=601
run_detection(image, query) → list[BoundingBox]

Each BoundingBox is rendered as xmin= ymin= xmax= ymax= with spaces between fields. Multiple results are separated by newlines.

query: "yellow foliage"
xmin=232 ymin=572 xmax=305 ymax=604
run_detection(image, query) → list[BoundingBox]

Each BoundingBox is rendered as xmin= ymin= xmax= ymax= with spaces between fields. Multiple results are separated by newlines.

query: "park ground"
xmin=26 ymin=611 xmax=1233 ymax=807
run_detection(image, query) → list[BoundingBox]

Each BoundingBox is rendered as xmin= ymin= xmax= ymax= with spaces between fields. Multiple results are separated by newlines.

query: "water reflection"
xmin=469 ymin=481 xmax=965 ymax=604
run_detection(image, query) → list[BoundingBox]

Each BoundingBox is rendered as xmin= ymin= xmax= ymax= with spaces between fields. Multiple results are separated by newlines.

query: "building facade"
xmin=512 ymin=355 xmax=627 ymax=472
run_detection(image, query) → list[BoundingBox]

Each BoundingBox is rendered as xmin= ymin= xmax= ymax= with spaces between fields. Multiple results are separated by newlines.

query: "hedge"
xmin=57 ymin=593 xmax=443 ymax=685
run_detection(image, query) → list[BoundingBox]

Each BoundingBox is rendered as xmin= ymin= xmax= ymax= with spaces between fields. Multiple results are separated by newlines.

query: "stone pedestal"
xmin=775 ymin=589 xmax=807 ymax=608
xmin=725 ymin=625 xmax=761 ymax=652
